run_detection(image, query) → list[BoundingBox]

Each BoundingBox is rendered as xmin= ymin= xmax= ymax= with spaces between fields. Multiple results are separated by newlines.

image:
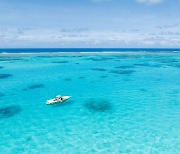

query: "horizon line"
xmin=1 ymin=47 xmax=180 ymax=49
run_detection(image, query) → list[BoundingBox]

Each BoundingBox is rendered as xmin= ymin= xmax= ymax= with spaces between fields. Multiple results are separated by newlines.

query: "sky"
xmin=0 ymin=0 xmax=180 ymax=48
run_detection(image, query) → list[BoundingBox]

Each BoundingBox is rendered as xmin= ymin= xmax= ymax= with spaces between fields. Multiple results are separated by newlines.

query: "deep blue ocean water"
xmin=0 ymin=49 xmax=180 ymax=153
xmin=0 ymin=48 xmax=180 ymax=53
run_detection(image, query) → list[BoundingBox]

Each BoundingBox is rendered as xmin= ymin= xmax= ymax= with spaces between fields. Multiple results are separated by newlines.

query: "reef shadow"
xmin=112 ymin=55 xmax=142 ymax=59
xmin=51 ymin=60 xmax=69 ymax=64
xmin=0 ymin=74 xmax=13 ymax=79
xmin=100 ymin=75 xmax=108 ymax=78
xmin=168 ymin=63 xmax=180 ymax=68
xmin=85 ymin=57 xmax=114 ymax=62
xmin=84 ymin=99 xmax=112 ymax=112
xmin=115 ymin=66 xmax=135 ymax=69
xmin=0 ymin=105 xmax=22 ymax=119
xmin=91 ymin=68 xmax=107 ymax=72
xmin=157 ymin=58 xmax=179 ymax=64
xmin=139 ymin=88 xmax=147 ymax=92
xmin=64 ymin=78 xmax=72 ymax=81
xmin=109 ymin=69 xmax=135 ymax=75
xmin=134 ymin=63 xmax=150 ymax=67
xmin=0 ymin=92 xmax=5 ymax=98
xmin=23 ymin=84 xmax=44 ymax=91
xmin=79 ymin=76 xmax=86 ymax=79
xmin=0 ymin=57 xmax=23 ymax=62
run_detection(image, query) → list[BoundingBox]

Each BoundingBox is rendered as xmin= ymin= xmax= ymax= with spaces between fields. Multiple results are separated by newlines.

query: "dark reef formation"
xmin=0 ymin=57 xmax=23 ymax=61
xmin=64 ymin=78 xmax=72 ymax=81
xmin=110 ymin=69 xmax=135 ymax=75
xmin=0 ymin=74 xmax=13 ymax=79
xmin=115 ymin=66 xmax=135 ymax=69
xmin=51 ymin=60 xmax=69 ymax=64
xmin=85 ymin=57 xmax=114 ymax=62
xmin=84 ymin=99 xmax=112 ymax=112
xmin=100 ymin=75 xmax=108 ymax=78
xmin=0 ymin=92 xmax=5 ymax=98
xmin=0 ymin=105 xmax=22 ymax=119
xmin=23 ymin=84 xmax=44 ymax=90
xmin=158 ymin=58 xmax=179 ymax=64
xmin=139 ymin=88 xmax=147 ymax=92
xmin=79 ymin=76 xmax=86 ymax=79
xmin=134 ymin=63 xmax=150 ymax=67
xmin=91 ymin=68 xmax=107 ymax=72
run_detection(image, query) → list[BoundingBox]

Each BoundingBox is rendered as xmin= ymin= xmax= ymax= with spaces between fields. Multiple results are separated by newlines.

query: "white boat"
xmin=46 ymin=95 xmax=71 ymax=105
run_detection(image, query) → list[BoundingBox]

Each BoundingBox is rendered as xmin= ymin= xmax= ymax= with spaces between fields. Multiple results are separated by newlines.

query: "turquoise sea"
xmin=0 ymin=49 xmax=180 ymax=153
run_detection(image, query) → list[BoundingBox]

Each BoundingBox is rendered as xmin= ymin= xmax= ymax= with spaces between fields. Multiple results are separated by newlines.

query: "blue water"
xmin=0 ymin=51 xmax=180 ymax=153
xmin=0 ymin=48 xmax=180 ymax=53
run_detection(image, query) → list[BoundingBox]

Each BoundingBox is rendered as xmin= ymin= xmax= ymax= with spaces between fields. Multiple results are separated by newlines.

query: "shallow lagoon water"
xmin=0 ymin=52 xmax=180 ymax=153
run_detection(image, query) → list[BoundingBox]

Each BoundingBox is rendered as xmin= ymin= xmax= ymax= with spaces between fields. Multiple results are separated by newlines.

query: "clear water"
xmin=0 ymin=52 xmax=180 ymax=153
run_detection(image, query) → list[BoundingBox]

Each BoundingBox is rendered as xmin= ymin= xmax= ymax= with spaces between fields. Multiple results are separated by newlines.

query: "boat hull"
xmin=46 ymin=96 xmax=71 ymax=105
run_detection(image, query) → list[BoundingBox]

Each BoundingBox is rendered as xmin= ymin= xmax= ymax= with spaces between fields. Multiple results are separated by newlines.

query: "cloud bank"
xmin=136 ymin=0 xmax=163 ymax=5
xmin=0 ymin=27 xmax=179 ymax=48
xmin=93 ymin=0 xmax=164 ymax=5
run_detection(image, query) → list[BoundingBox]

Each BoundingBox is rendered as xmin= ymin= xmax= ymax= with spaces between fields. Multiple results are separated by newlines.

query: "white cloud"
xmin=136 ymin=0 xmax=163 ymax=5
xmin=0 ymin=27 xmax=180 ymax=48
xmin=92 ymin=0 xmax=164 ymax=5
xmin=92 ymin=0 xmax=111 ymax=2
